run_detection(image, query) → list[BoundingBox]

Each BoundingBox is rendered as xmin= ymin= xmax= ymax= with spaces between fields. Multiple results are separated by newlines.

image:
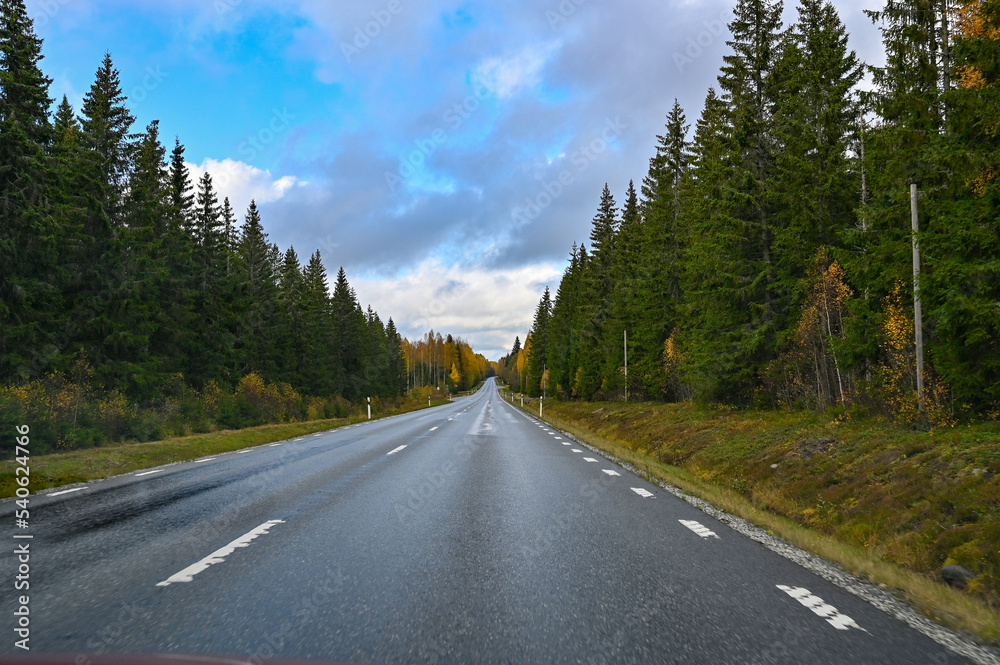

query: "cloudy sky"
xmin=31 ymin=0 xmax=885 ymax=359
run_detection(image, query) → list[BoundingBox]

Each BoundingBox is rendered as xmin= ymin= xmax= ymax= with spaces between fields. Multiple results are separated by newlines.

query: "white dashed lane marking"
xmin=679 ymin=519 xmax=719 ymax=539
xmin=602 ymin=469 xmax=621 ymax=476
xmin=237 ymin=450 xmax=252 ymax=455
xmin=631 ymin=488 xmax=655 ymax=498
xmin=135 ymin=469 xmax=163 ymax=476
xmin=571 ymin=449 xmax=582 ymax=453
xmin=194 ymin=457 xmax=216 ymax=463
xmin=776 ymin=585 xmax=868 ymax=632
xmin=583 ymin=458 xmax=598 ymax=462
xmin=48 ymin=487 xmax=85 ymax=497
xmin=156 ymin=520 xmax=285 ymax=587
xmin=387 ymin=445 xmax=407 ymax=455
xmin=429 ymin=427 xmax=438 ymax=431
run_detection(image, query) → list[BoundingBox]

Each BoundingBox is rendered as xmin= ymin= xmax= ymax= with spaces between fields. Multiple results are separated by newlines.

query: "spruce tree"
xmin=634 ymin=100 xmax=691 ymax=397
xmin=299 ymin=250 xmax=334 ymax=395
xmin=690 ymin=0 xmax=786 ymax=402
xmin=525 ymin=287 xmax=552 ymax=396
xmin=331 ymin=266 xmax=366 ymax=399
xmin=79 ymin=53 xmax=135 ymax=226
xmin=0 ymin=0 xmax=57 ymax=381
xmin=233 ymin=200 xmax=280 ymax=377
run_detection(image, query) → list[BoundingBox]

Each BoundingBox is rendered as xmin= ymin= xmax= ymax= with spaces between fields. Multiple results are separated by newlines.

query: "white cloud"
xmin=185 ymin=158 xmax=303 ymax=211
xmin=352 ymin=259 xmax=563 ymax=360
xmin=473 ymin=43 xmax=557 ymax=99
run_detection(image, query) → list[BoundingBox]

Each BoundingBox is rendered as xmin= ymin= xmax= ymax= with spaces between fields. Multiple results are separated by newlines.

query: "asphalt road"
xmin=0 ymin=379 xmax=979 ymax=664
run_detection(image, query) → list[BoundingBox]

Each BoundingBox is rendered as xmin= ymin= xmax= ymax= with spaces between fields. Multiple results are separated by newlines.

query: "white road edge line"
xmin=631 ymin=488 xmax=655 ymax=498
xmin=429 ymin=427 xmax=438 ymax=431
xmin=387 ymin=445 xmax=407 ymax=455
xmin=194 ymin=458 xmax=216 ymax=463
xmin=776 ymin=585 xmax=868 ymax=632
xmin=602 ymin=469 xmax=621 ymax=476
xmin=156 ymin=520 xmax=285 ymax=587
xmin=679 ymin=519 xmax=720 ymax=539
xmin=135 ymin=469 xmax=163 ymax=476
xmin=571 ymin=449 xmax=582 ymax=453
xmin=47 ymin=487 xmax=85 ymax=497
xmin=237 ymin=450 xmax=252 ymax=454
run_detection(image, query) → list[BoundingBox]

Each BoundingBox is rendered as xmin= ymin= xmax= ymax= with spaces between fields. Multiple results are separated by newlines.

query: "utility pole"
xmin=624 ymin=329 xmax=628 ymax=402
xmin=911 ymin=183 xmax=925 ymax=412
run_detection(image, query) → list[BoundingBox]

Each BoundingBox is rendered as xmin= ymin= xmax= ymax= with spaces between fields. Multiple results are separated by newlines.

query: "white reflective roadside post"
xmin=367 ymin=396 xmax=371 ymax=420
xmin=539 ymin=396 xmax=543 ymax=418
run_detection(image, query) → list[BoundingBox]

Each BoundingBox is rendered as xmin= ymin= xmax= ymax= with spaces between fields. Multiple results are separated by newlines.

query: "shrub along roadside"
xmin=521 ymin=399 xmax=1000 ymax=645
xmin=0 ymin=396 xmax=450 ymax=498
xmin=0 ymin=363 xmax=424 ymax=458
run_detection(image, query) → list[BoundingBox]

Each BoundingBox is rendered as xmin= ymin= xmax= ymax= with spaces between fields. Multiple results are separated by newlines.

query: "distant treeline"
xmin=502 ymin=0 xmax=1000 ymax=423
xmin=402 ymin=331 xmax=492 ymax=394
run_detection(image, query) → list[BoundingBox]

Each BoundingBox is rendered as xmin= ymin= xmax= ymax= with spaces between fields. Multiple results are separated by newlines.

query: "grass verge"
xmin=521 ymin=399 xmax=1000 ymax=646
xmin=1 ymin=398 xmax=451 ymax=499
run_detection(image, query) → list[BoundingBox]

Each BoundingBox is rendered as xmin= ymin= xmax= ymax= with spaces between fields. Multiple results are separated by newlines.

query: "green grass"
xmin=523 ymin=399 xmax=1000 ymax=645
xmin=1 ymin=398 xmax=451 ymax=499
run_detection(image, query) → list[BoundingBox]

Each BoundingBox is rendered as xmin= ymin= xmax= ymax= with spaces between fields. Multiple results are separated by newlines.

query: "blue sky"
xmin=30 ymin=0 xmax=885 ymax=359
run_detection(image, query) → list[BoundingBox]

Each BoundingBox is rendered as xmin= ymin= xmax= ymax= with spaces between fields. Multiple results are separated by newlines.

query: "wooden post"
xmin=624 ymin=330 xmax=628 ymax=402
xmin=911 ymin=183 xmax=925 ymax=412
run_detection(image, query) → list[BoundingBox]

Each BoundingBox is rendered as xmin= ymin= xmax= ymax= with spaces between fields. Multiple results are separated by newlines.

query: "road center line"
xmin=135 ymin=469 xmax=163 ymax=476
xmin=47 ymin=487 xmax=85 ymax=497
xmin=387 ymin=445 xmax=407 ymax=455
xmin=156 ymin=520 xmax=285 ymax=587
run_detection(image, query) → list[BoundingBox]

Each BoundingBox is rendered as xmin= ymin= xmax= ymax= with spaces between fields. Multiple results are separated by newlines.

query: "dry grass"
xmin=532 ymin=401 xmax=1000 ymax=645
